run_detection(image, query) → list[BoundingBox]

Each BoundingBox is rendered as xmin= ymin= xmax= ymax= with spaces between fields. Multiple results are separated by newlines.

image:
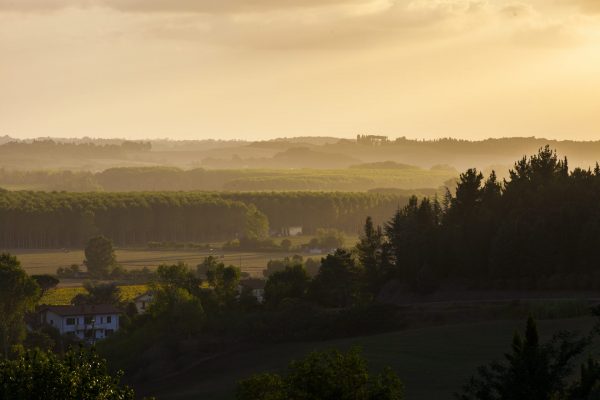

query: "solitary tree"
xmin=31 ymin=275 xmax=59 ymax=297
xmin=84 ymin=236 xmax=116 ymax=278
xmin=356 ymin=217 xmax=387 ymax=293
xmin=206 ymin=263 xmax=241 ymax=308
xmin=457 ymin=316 xmax=589 ymax=400
xmin=264 ymin=264 xmax=310 ymax=308
xmin=71 ymin=282 xmax=123 ymax=306
xmin=0 ymin=254 xmax=40 ymax=358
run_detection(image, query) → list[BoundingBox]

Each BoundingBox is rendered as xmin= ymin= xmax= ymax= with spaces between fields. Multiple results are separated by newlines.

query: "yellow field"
xmin=6 ymin=239 xmax=347 ymax=279
xmin=41 ymin=284 xmax=148 ymax=305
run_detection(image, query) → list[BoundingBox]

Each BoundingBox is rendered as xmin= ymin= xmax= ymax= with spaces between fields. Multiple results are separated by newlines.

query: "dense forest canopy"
xmin=0 ymin=191 xmax=407 ymax=248
xmin=0 ymin=192 xmax=263 ymax=248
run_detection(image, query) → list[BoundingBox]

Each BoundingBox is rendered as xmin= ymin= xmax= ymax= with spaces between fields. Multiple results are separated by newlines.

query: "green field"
xmin=7 ymin=241 xmax=341 ymax=279
xmin=139 ymin=317 xmax=597 ymax=400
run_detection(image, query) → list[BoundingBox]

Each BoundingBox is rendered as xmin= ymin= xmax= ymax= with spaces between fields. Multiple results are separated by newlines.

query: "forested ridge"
xmin=0 ymin=191 xmax=407 ymax=248
xmin=0 ymin=165 xmax=453 ymax=192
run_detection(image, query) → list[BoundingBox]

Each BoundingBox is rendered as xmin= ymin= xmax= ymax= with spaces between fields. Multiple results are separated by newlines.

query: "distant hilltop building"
xmin=133 ymin=291 xmax=155 ymax=314
xmin=356 ymin=134 xmax=388 ymax=145
xmin=281 ymin=226 xmax=303 ymax=236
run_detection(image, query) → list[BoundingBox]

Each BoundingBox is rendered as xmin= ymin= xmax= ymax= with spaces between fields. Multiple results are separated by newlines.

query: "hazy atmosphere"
xmin=4 ymin=2 xmax=600 ymax=400
xmin=2 ymin=0 xmax=600 ymax=140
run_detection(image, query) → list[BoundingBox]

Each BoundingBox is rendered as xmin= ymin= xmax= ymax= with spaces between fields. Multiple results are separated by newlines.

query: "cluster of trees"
xmin=0 ymin=192 xmax=268 ymax=248
xmin=358 ymin=147 xmax=600 ymax=291
xmin=97 ymin=258 xmax=245 ymax=375
xmin=233 ymin=249 xmax=368 ymax=311
xmin=0 ymin=253 xmax=75 ymax=356
xmin=0 ymin=254 xmax=39 ymax=358
xmin=263 ymin=255 xmax=321 ymax=277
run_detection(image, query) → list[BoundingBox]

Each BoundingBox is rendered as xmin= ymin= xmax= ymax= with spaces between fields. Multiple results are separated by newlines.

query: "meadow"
xmin=139 ymin=317 xmax=598 ymax=400
xmin=8 ymin=239 xmax=341 ymax=279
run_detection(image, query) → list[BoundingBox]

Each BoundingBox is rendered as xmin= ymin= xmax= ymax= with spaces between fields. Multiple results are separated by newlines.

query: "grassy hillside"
xmin=139 ymin=317 xmax=597 ymax=400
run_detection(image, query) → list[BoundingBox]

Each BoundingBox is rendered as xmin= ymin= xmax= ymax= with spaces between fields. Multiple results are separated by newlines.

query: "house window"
xmin=66 ymin=318 xmax=76 ymax=326
xmin=105 ymin=329 xmax=114 ymax=336
xmin=99 ymin=317 xmax=103 ymax=324
xmin=107 ymin=316 xmax=112 ymax=324
xmin=84 ymin=316 xmax=94 ymax=325
xmin=50 ymin=320 xmax=54 ymax=326
xmin=141 ymin=301 xmax=146 ymax=309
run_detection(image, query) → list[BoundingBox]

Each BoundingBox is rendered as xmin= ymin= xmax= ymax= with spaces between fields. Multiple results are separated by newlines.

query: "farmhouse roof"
xmin=133 ymin=291 xmax=154 ymax=301
xmin=38 ymin=304 xmax=121 ymax=317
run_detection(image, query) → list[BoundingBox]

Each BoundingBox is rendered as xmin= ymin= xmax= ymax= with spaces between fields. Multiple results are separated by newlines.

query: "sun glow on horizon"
xmin=1 ymin=0 xmax=600 ymax=141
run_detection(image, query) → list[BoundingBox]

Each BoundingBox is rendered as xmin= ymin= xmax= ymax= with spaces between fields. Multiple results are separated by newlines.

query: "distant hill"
xmin=271 ymin=147 xmax=360 ymax=168
xmin=2 ymin=135 xmax=600 ymax=174
xmin=351 ymin=161 xmax=419 ymax=170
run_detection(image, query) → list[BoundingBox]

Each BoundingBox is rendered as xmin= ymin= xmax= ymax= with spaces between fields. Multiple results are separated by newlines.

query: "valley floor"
xmin=136 ymin=317 xmax=597 ymax=400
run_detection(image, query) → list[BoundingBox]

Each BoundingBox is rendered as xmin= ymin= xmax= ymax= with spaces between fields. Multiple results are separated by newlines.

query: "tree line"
xmin=0 ymin=191 xmax=406 ymax=248
xmin=0 ymin=192 xmax=266 ymax=248
xmin=362 ymin=146 xmax=600 ymax=292
xmin=0 ymin=139 xmax=151 ymax=157
xmin=0 ymin=165 xmax=453 ymax=192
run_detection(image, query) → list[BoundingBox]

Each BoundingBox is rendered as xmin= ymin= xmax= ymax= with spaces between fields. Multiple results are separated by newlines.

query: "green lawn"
xmin=139 ymin=317 xmax=597 ymax=400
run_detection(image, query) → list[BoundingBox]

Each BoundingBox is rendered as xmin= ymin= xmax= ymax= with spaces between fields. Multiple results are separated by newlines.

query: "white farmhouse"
xmin=133 ymin=292 xmax=154 ymax=314
xmin=38 ymin=304 xmax=121 ymax=342
xmin=238 ymin=278 xmax=266 ymax=303
xmin=280 ymin=226 xmax=303 ymax=236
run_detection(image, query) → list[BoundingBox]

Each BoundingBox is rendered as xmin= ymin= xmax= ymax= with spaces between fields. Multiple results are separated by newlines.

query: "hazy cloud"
xmin=105 ymin=0 xmax=374 ymax=14
xmin=0 ymin=0 xmax=375 ymax=13
xmin=137 ymin=0 xmax=577 ymax=51
xmin=567 ymin=0 xmax=600 ymax=13
xmin=2 ymin=0 xmax=600 ymax=141
xmin=0 ymin=0 xmax=583 ymax=51
xmin=0 ymin=0 xmax=81 ymax=11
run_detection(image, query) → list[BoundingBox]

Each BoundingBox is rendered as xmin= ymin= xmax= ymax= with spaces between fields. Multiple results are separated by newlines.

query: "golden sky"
xmin=1 ymin=0 xmax=600 ymax=140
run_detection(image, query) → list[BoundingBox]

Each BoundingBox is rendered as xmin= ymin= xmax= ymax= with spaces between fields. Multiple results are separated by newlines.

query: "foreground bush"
xmin=458 ymin=316 xmax=600 ymax=400
xmin=0 ymin=349 xmax=135 ymax=400
xmin=236 ymin=348 xmax=404 ymax=400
